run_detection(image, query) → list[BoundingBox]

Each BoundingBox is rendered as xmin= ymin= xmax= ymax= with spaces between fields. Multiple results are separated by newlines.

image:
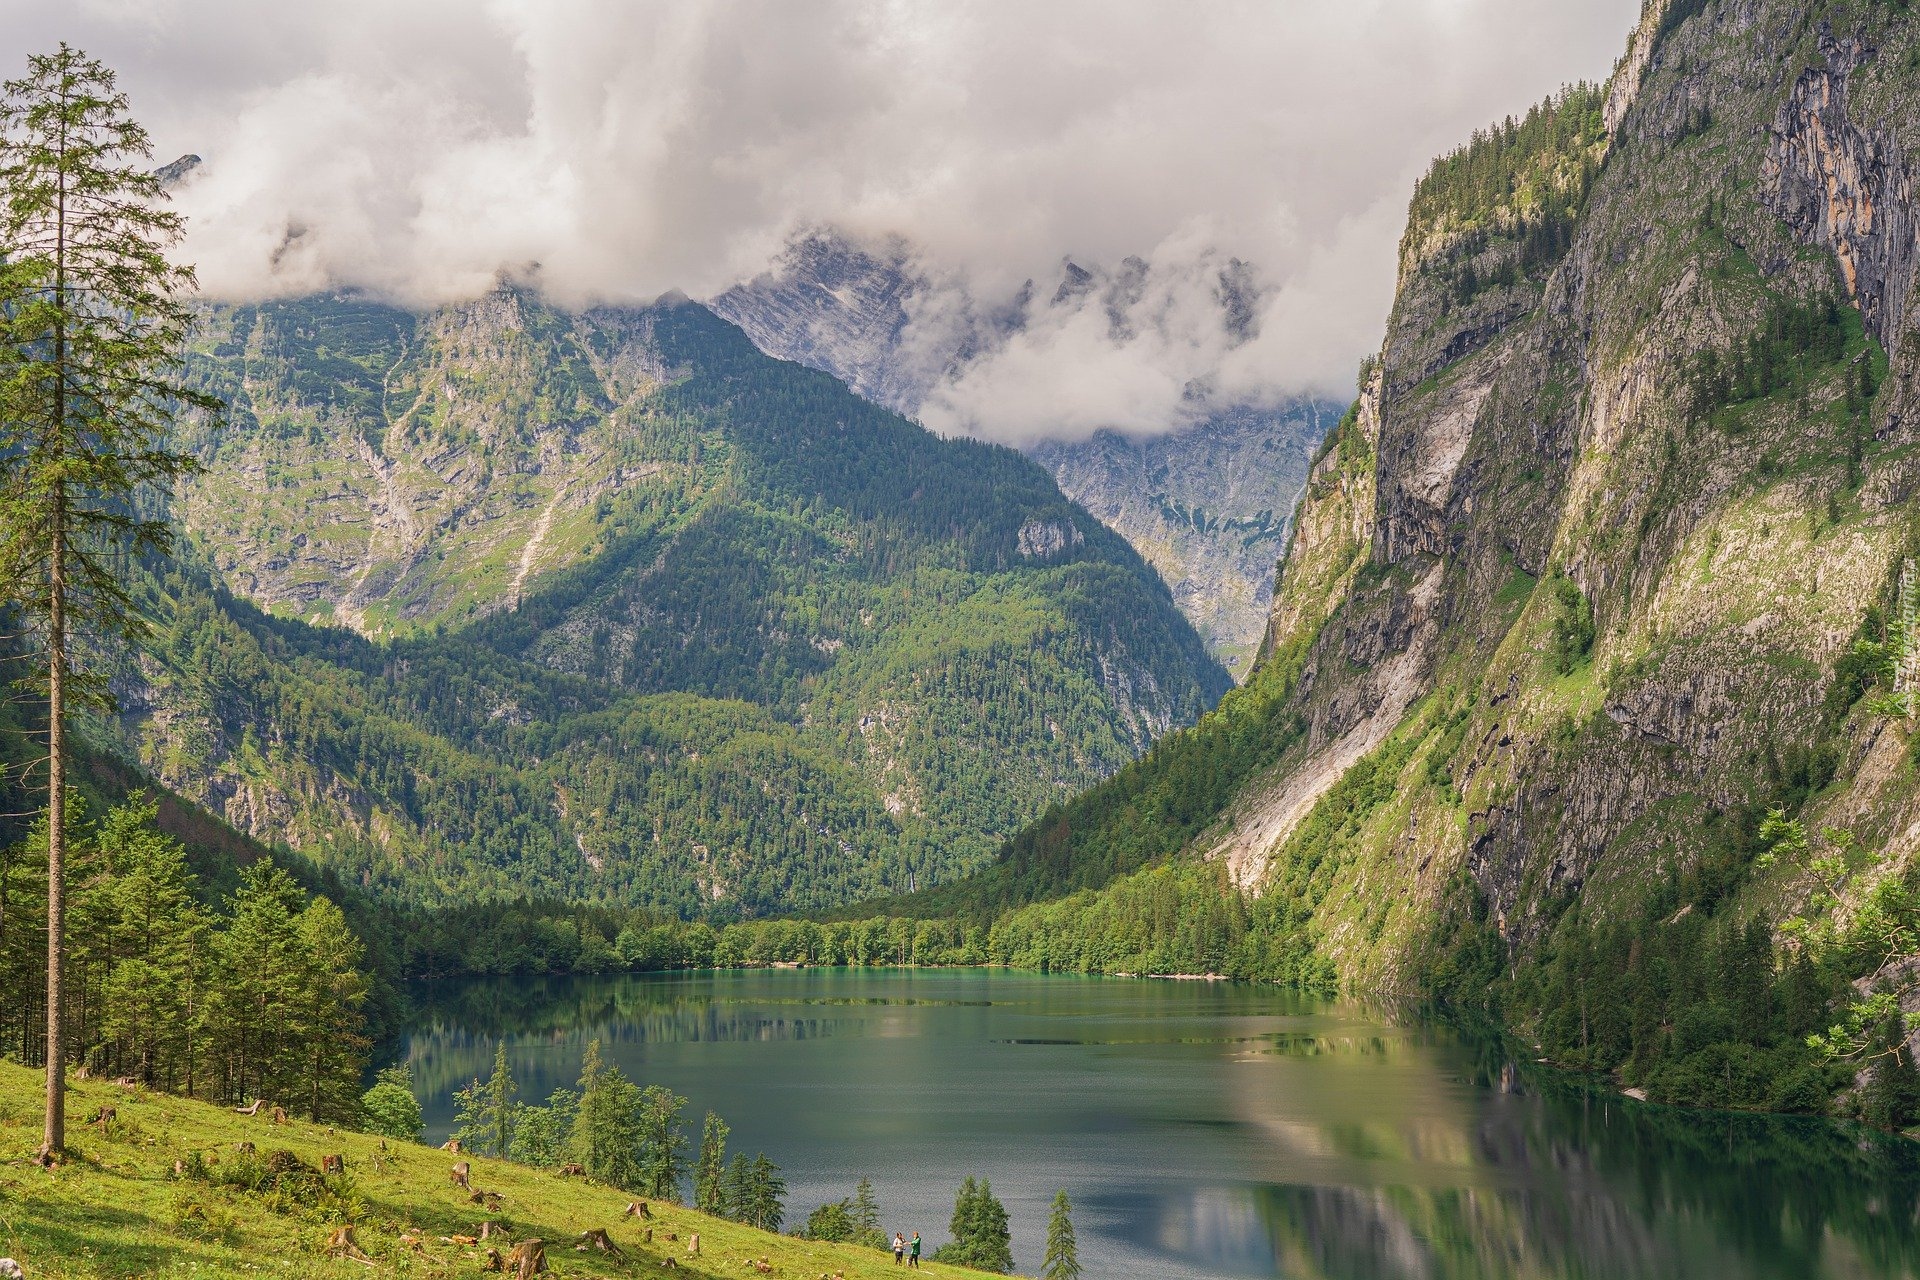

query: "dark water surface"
xmin=401 ymin=968 xmax=1920 ymax=1279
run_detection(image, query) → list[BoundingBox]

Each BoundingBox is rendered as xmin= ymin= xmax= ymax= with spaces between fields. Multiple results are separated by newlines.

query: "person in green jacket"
xmin=908 ymin=1232 xmax=921 ymax=1268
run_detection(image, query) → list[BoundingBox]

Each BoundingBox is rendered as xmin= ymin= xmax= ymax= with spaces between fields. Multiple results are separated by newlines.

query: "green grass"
xmin=0 ymin=1063 xmax=972 ymax=1279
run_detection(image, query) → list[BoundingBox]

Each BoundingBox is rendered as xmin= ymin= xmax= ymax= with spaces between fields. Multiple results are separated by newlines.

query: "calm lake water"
xmin=400 ymin=968 xmax=1920 ymax=1280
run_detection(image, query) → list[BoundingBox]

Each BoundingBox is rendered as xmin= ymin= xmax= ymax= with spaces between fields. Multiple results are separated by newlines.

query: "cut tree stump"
xmin=506 ymin=1238 xmax=548 ymax=1278
xmin=324 ymin=1225 xmax=372 ymax=1264
xmin=580 ymin=1228 xmax=622 ymax=1255
xmin=557 ymin=1162 xmax=586 ymax=1177
xmin=482 ymin=1247 xmax=503 ymax=1272
xmin=624 ymin=1200 xmax=652 ymax=1218
xmin=271 ymin=1106 xmax=290 ymax=1125
xmin=88 ymin=1106 xmax=116 ymax=1128
xmin=686 ymin=1232 xmax=700 ymax=1256
xmin=234 ymin=1100 xmax=263 ymax=1116
xmin=322 ymin=1154 xmax=344 ymax=1175
xmin=451 ymin=1160 xmax=472 ymax=1190
xmin=441 ymin=1137 xmax=463 ymax=1153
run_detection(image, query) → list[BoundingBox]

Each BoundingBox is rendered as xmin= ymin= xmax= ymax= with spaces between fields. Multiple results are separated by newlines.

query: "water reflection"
xmin=399 ymin=970 xmax=1920 ymax=1279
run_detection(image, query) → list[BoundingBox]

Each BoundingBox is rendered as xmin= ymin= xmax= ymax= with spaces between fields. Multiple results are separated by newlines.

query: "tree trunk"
xmin=41 ymin=521 xmax=66 ymax=1160
xmin=40 ymin=144 xmax=70 ymax=1160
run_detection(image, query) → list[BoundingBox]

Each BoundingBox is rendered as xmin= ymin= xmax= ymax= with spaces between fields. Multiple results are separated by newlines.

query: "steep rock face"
xmin=711 ymin=230 xmax=1337 ymax=679
xmin=1761 ymin=30 xmax=1918 ymax=354
xmin=1028 ymin=404 xmax=1331 ymax=676
xmin=1205 ymin=0 xmax=1920 ymax=986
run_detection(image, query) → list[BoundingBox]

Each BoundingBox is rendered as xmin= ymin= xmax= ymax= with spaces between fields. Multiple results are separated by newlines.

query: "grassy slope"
xmin=0 ymin=1063 xmax=963 ymax=1280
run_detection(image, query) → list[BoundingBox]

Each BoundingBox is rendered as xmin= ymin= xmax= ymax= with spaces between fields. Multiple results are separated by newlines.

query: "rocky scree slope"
xmin=711 ymin=232 xmax=1336 ymax=679
xmin=105 ymin=296 xmax=1226 ymax=914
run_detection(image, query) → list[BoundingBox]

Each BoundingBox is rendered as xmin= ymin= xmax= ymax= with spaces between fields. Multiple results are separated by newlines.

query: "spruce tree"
xmin=569 ymin=1039 xmax=645 ymax=1190
xmin=1043 ymin=1190 xmax=1081 ymax=1280
xmin=0 ymin=43 xmax=214 ymax=1160
xmin=87 ymin=796 xmax=207 ymax=1093
xmin=694 ymin=1111 xmax=729 ymax=1214
xmin=636 ymin=1083 xmax=688 ymax=1199
xmin=746 ymin=1152 xmax=786 ymax=1232
xmin=935 ymin=1176 xmax=1012 ymax=1270
xmin=723 ymin=1152 xmax=755 ymax=1223
xmin=480 ymin=1042 xmax=518 ymax=1158
xmin=972 ymin=1178 xmax=1013 ymax=1273
xmin=851 ymin=1175 xmax=885 ymax=1249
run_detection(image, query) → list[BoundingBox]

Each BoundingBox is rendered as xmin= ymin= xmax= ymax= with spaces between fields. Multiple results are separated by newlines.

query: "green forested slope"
xmin=100 ymin=297 xmax=1227 ymax=915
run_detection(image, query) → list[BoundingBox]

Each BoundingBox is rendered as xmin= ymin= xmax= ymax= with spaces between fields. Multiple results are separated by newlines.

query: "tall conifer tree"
xmin=0 ymin=44 xmax=212 ymax=1159
xmin=1043 ymin=1190 xmax=1081 ymax=1280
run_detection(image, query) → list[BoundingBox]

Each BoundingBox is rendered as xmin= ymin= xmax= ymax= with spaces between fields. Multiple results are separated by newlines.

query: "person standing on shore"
xmin=908 ymin=1232 xmax=921 ymax=1268
xmin=893 ymin=1232 xmax=905 ymax=1265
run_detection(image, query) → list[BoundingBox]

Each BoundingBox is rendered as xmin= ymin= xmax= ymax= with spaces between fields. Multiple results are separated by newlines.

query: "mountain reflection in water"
xmin=399 ymin=969 xmax=1920 ymax=1280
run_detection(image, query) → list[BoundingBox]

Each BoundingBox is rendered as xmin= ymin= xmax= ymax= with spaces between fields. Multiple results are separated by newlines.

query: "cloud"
xmin=4 ymin=0 xmax=1640 ymax=431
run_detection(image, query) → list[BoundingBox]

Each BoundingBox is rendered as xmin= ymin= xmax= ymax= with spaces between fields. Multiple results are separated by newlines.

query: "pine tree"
xmin=202 ymin=863 xmax=307 ymax=1108
xmin=1043 ymin=1190 xmax=1081 ymax=1280
xmin=290 ymin=895 xmax=370 ymax=1122
xmin=636 ymin=1083 xmax=687 ymax=1199
xmin=936 ymin=1176 xmax=1013 ymax=1272
xmin=569 ymin=1039 xmax=645 ymax=1190
xmin=694 ymin=1111 xmax=729 ymax=1214
xmin=86 ymin=797 xmax=207 ymax=1093
xmin=971 ymin=1178 xmax=1013 ymax=1273
xmin=723 ymin=1152 xmax=755 ymax=1224
xmin=851 ymin=1175 xmax=885 ymax=1249
xmin=478 ymin=1042 xmax=518 ymax=1158
xmin=0 ymin=43 xmax=214 ymax=1160
xmin=746 ymin=1153 xmax=786 ymax=1232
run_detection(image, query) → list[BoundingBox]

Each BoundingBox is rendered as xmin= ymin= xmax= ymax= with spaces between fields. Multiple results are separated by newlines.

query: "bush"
xmin=361 ymin=1064 xmax=425 ymax=1143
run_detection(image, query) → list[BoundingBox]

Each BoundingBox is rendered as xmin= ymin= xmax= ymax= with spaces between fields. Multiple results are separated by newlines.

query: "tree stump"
xmin=580 ymin=1228 xmax=622 ymax=1255
xmin=442 ymin=1137 xmax=463 ymax=1153
xmin=324 ymin=1224 xmax=372 ymax=1263
xmin=271 ymin=1106 xmax=290 ymax=1125
xmin=686 ymin=1232 xmax=700 ymax=1256
xmin=322 ymin=1154 xmax=344 ymax=1175
xmin=482 ymin=1247 xmax=504 ymax=1272
xmin=624 ymin=1200 xmax=652 ymax=1218
xmin=506 ymin=1239 xmax=547 ymax=1278
xmin=234 ymin=1141 xmax=256 ymax=1156
xmin=234 ymin=1099 xmax=263 ymax=1116
xmin=88 ymin=1105 xmax=116 ymax=1128
xmin=557 ymin=1162 xmax=586 ymax=1177
xmin=644 ymin=1227 xmax=654 ymax=1244
xmin=451 ymin=1160 xmax=472 ymax=1190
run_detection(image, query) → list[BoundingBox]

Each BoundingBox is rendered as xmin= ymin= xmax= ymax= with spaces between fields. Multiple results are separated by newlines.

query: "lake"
xmin=400 ymin=967 xmax=1920 ymax=1280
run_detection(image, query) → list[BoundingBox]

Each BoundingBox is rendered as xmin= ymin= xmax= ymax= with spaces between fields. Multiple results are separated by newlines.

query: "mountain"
xmin=100 ymin=292 xmax=1227 ymax=915
xmin=903 ymin=0 xmax=1920 ymax=1092
xmin=710 ymin=233 xmax=1338 ymax=679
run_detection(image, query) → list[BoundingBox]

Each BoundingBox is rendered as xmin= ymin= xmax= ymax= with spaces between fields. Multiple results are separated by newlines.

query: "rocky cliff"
xmin=1200 ymin=0 xmax=1920 ymax=986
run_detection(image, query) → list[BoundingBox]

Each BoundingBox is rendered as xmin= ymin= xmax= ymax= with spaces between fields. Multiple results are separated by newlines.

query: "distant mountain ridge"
xmin=711 ymin=231 xmax=1338 ymax=678
xmin=104 ymin=292 xmax=1228 ymax=915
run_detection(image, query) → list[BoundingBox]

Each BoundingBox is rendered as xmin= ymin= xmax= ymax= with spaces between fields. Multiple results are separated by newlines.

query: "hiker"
xmin=908 ymin=1232 xmax=921 ymax=1268
xmin=893 ymin=1232 xmax=905 ymax=1265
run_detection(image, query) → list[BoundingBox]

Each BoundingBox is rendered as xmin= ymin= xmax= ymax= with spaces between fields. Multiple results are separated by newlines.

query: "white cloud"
xmin=3 ymin=0 xmax=1640 ymax=429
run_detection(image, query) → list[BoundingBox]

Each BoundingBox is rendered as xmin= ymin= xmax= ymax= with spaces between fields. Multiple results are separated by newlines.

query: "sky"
xmin=3 ymin=0 xmax=1643 ymax=441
